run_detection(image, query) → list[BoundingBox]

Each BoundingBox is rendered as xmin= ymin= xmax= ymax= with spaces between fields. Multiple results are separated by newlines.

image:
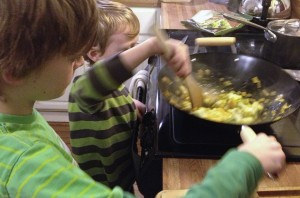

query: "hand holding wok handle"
xmin=239 ymin=125 xmax=286 ymax=180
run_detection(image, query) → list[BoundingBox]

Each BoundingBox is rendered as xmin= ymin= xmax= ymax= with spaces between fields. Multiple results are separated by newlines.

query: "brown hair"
xmin=95 ymin=0 xmax=140 ymax=54
xmin=0 ymin=0 xmax=100 ymax=79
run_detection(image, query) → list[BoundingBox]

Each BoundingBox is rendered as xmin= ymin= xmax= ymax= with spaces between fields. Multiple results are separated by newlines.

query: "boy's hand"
xmin=163 ymin=39 xmax=192 ymax=78
xmin=133 ymin=99 xmax=146 ymax=121
xmin=238 ymin=133 xmax=286 ymax=174
xmin=151 ymin=27 xmax=192 ymax=78
xmin=118 ymin=37 xmax=192 ymax=78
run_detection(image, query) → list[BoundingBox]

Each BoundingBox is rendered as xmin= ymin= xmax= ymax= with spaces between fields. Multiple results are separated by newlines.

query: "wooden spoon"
xmin=153 ymin=26 xmax=203 ymax=109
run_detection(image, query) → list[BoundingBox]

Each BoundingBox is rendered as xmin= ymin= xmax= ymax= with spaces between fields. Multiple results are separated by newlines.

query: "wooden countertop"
xmin=160 ymin=1 xmax=300 ymax=197
xmin=114 ymin=0 xmax=160 ymax=7
xmin=163 ymin=158 xmax=300 ymax=197
xmin=161 ymin=0 xmax=229 ymax=29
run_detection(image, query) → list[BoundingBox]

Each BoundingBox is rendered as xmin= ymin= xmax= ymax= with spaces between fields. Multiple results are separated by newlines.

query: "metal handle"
xmin=223 ymin=13 xmax=269 ymax=31
xmin=261 ymin=0 xmax=272 ymax=20
xmin=223 ymin=13 xmax=277 ymax=42
xmin=136 ymin=87 xmax=145 ymax=103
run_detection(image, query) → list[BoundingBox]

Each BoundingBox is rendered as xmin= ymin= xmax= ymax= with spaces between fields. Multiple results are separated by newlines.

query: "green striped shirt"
xmin=0 ymin=109 xmax=135 ymax=197
xmin=68 ymin=55 xmax=136 ymax=190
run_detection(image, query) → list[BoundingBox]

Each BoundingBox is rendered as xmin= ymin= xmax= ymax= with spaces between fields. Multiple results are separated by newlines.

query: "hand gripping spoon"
xmin=153 ymin=26 xmax=203 ymax=109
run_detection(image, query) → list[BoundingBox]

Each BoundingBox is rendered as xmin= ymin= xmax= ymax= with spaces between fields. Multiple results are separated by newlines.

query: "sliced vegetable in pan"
xmin=159 ymin=68 xmax=291 ymax=125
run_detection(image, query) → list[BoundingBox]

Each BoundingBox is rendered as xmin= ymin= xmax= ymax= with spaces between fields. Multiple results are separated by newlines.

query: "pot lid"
xmin=267 ymin=19 xmax=300 ymax=36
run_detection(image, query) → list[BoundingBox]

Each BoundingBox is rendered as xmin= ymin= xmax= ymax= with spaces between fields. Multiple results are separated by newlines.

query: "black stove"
xmin=145 ymin=28 xmax=300 ymax=162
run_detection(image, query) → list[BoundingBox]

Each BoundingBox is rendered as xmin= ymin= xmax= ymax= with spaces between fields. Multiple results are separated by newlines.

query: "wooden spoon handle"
xmin=240 ymin=125 xmax=278 ymax=180
xmin=240 ymin=125 xmax=257 ymax=143
xmin=184 ymin=75 xmax=203 ymax=108
xmin=152 ymin=26 xmax=171 ymax=58
xmin=152 ymin=26 xmax=203 ymax=109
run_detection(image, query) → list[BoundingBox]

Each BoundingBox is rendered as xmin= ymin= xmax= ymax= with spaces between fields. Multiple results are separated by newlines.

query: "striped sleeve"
xmin=3 ymin=139 xmax=135 ymax=198
xmin=70 ymin=54 xmax=132 ymax=114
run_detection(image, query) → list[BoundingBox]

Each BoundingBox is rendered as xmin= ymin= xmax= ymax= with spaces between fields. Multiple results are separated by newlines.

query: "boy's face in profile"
xmin=96 ymin=28 xmax=139 ymax=61
xmin=25 ymin=54 xmax=84 ymax=101
xmin=105 ymin=34 xmax=138 ymax=54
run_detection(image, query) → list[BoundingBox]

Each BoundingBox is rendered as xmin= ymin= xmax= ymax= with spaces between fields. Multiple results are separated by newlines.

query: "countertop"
xmin=161 ymin=0 xmax=230 ymax=29
xmin=163 ymin=158 xmax=300 ymax=197
xmin=160 ymin=0 xmax=300 ymax=197
xmin=115 ymin=0 xmax=159 ymax=7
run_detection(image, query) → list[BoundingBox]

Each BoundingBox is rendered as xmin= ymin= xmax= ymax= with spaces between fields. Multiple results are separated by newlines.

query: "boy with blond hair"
xmin=68 ymin=0 xmax=143 ymax=192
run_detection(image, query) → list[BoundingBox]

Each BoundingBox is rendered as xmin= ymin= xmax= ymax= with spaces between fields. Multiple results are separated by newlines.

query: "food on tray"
xmin=200 ymin=18 xmax=232 ymax=30
xmin=181 ymin=10 xmax=251 ymax=36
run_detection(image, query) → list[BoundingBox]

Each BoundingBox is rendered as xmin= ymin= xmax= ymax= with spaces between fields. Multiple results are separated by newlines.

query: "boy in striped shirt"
xmin=68 ymin=0 xmax=144 ymax=193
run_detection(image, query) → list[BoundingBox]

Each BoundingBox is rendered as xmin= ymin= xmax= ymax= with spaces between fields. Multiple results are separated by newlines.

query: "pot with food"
xmin=158 ymin=52 xmax=300 ymax=126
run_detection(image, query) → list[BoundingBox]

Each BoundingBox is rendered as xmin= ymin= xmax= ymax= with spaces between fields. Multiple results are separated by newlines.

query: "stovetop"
xmin=146 ymin=28 xmax=300 ymax=161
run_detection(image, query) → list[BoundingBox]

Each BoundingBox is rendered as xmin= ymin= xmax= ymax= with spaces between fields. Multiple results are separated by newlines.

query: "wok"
xmin=158 ymin=52 xmax=300 ymax=126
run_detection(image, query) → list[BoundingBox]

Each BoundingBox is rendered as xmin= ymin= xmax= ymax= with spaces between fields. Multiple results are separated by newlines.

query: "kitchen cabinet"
xmin=35 ymin=7 xmax=159 ymax=122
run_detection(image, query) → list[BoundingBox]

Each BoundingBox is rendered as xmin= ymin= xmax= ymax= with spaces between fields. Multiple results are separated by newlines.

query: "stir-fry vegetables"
xmin=159 ymin=73 xmax=290 ymax=125
xmin=192 ymin=91 xmax=264 ymax=124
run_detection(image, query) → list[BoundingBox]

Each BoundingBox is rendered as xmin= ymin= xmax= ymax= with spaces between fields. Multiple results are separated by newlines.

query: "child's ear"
xmin=86 ymin=46 xmax=102 ymax=62
xmin=1 ymin=70 xmax=24 ymax=85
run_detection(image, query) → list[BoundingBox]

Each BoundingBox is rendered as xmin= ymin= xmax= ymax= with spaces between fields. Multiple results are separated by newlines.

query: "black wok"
xmin=158 ymin=52 xmax=300 ymax=126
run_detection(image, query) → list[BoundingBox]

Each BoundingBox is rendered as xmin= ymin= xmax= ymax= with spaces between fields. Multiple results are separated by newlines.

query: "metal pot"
xmin=262 ymin=19 xmax=300 ymax=70
xmin=223 ymin=13 xmax=300 ymax=70
xmin=239 ymin=0 xmax=292 ymax=19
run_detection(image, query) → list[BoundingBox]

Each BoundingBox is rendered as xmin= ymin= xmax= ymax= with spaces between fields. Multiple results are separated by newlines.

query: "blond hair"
xmin=95 ymin=0 xmax=140 ymax=54
xmin=0 ymin=0 xmax=100 ymax=79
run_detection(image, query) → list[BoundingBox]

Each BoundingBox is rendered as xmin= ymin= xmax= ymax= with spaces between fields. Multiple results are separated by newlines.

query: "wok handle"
xmin=240 ymin=125 xmax=257 ymax=143
xmin=240 ymin=125 xmax=278 ymax=180
xmin=195 ymin=37 xmax=236 ymax=46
